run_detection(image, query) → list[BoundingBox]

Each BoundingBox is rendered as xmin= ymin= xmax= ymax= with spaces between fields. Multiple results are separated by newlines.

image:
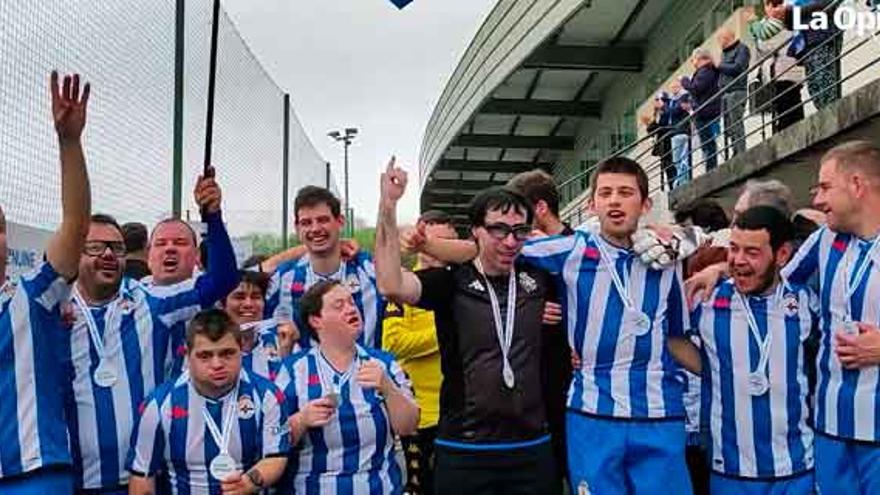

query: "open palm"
xmin=50 ymin=71 xmax=90 ymax=141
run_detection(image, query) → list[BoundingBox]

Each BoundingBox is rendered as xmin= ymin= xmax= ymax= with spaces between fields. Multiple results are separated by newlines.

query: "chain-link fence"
xmin=0 ymin=0 xmax=335 ymax=238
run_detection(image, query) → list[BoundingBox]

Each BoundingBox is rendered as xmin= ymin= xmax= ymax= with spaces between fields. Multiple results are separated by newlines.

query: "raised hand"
xmin=50 ymin=71 xmax=90 ymax=142
xmin=380 ymin=156 xmax=408 ymax=209
xmin=194 ymin=166 xmax=222 ymax=214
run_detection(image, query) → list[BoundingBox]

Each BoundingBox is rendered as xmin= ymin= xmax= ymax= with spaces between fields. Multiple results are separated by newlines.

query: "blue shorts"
xmin=566 ymin=411 xmax=691 ymax=495
xmin=709 ymin=471 xmax=814 ymax=495
xmin=0 ymin=467 xmax=73 ymax=494
xmin=815 ymin=433 xmax=880 ymax=494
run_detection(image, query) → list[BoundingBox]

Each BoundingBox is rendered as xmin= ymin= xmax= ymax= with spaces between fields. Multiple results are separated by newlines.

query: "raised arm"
xmin=374 ymin=158 xmax=422 ymax=305
xmin=193 ymin=167 xmax=239 ymax=306
xmin=45 ymin=71 xmax=92 ymax=280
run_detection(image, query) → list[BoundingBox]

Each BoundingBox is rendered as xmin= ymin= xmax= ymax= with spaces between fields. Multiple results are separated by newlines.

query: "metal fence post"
xmin=282 ymin=94 xmax=291 ymax=249
xmin=172 ymin=0 xmax=185 ymax=218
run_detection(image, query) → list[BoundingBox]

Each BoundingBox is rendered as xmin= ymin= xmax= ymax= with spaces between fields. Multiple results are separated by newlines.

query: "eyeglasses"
xmin=83 ymin=240 xmax=126 ymax=257
xmin=482 ymin=223 xmax=531 ymax=242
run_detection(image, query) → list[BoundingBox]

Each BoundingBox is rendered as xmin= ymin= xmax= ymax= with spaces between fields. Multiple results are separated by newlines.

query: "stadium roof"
xmin=418 ymin=0 xmax=672 ymax=229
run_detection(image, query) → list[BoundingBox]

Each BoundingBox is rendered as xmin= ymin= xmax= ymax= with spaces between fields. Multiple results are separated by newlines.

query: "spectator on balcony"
xmin=668 ymin=80 xmax=693 ymax=187
xmin=682 ymin=48 xmax=722 ymax=173
xmin=752 ymin=0 xmax=842 ymax=109
xmin=716 ymin=28 xmax=751 ymax=159
xmin=750 ymin=5 xmax=806 ymax=133
xmin=643 ymin=92 xmax=676 ymax=191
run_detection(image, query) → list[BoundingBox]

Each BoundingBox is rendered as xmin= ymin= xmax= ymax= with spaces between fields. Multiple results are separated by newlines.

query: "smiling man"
xmin=375 ymin=160 xmax=558 ymax=494
xmin=669 ymin=206 xmax=816 ymax=494
xmin=265 ymin=186 xmax=384 ymax=350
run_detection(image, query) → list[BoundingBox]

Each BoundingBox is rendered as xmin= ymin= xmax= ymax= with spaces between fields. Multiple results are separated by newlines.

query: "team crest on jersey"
xmin=344 ymin=274 xmax=361 ymax=293
xmin=782 ymin=294 xmax=799 ymax=317
xmin=468 ymin=279 xmax=485 ymax=292
xmin=518 ymin=272 xmax=537 ymax=294
xmin=238 ymin=394 xmax=256 ymax=419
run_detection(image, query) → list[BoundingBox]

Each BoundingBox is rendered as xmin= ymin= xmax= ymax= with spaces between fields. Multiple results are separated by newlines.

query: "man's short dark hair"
xmin=418 ymin=210 xmax=452 ymax=226
xmin=675 ymin=200 xmax=730 ymax=232
xmin=186 ymin=308 xmax=241 ymax=350
xmin=91 ymin=213 xmax=124 ymax=238
xmin=506 ymin=169 xmax=560 ymax=216
xmin=733 ymin=205 xmax=794 ymax=252
xmin=298 ymin=279 xmax=341 ymax=342
xmin=468 ymin=187 xmax=534 ymax=228
xmin=294 ymin=186 xmax=342 ymax=221
xmin=150 ymin=218 xmax=198 ymax=246
xmin=589 ymin=157 xmax=650 ymax=201
xmin=232 ymin=270 xmax=269 ymax=299
xmin=121 ymin=222 xmax=149 ymax=253
xmin=0 ymin=204 xmax=6 ymax=234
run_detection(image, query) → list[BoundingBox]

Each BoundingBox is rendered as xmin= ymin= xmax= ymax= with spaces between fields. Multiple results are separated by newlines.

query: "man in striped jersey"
xmin=0 ymin=71 xmax=92 ymax=494
xmin=276 ymin=279 xmax=419 ymax=494
xmin=223 ymin=270 xmax=298 ymax=382
xmin=520 ymin=157 xmax=692 ymax=494
xmin=128 ymin=309 xmax=290 ymax=494
xmin=265 ymin=186 xmax=385 ymax=350
xmin=145 ymin=180 xmax=240 ymax=377
xmin=63 ymin=171 xmax=239 ymax=493
xmin=688 ymin=141 xmax=880 ymax=493
xmin=670 ymin=206 xmax=816 ymax=494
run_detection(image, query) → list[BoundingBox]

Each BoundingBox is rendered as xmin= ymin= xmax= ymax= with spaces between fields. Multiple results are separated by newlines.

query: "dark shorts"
xmin=434 ymin=438 xmax=560 ymax=495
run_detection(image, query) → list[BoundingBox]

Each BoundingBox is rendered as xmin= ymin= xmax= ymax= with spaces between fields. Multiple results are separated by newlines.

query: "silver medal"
xmin=843 ymin=319 xmax=859 ymax=335
xmin=325 ymin=392 xmax=340 ymax=408
xmin=93 ymin=360 xmax=117 ymax=388
xmin=209 ymin=453 xmax=237 ymax=480
xmin=631 ymin=311 xmax=652 ymax=336
xmin=502 ymin=364 xmax=515 ymax=389
xmin=747 ymin=372 xmax=769 ymax=396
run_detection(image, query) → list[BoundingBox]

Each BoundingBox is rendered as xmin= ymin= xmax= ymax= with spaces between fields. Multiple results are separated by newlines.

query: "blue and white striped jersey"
xmin=0 ymin=263 xmax=72 ymax=478
xmin=242 ymin=323 xmax=289 ymax=382
xmin=127 ymin=369 xmax=289 ymax=494
xmin=783 ymin=227 xmax=880 ymax=442
xmin=143 ymin=211 xmax=241 ymax=378
xmin=265 ymin=252 xmax=385 ymax=350
xmin=64 ymin=276 xmax=230 ymax=490
xmin=521 ymin=230 xmax=689 ymax=419
xmin=274 ymin=345 xmax=411 ymax=494
xmin=692 ymin=279 xmax=815 ymax=478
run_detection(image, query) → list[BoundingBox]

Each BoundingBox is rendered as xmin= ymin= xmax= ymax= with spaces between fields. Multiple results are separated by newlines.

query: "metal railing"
xmin=561 ymin=0 xmax=880 ymax=226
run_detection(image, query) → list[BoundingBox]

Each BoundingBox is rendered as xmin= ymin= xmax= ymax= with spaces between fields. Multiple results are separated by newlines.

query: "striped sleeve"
xmin=264 ymin=268 xmax=282 ymax=319
xmin=260 ymin=383 xmax=291 ymax=457
xmin=782 ymin=228 xmax=823 ymax=285
xmin=520 ymin=234 xmax=578 ymax=275
xmin=274 ymin=358 xmax=300 ymax=415
xmin=126 ymin=397 xmax=165 ymax=477
xmin=666 ymin=263 xmax=689 ymax=337
xmin=385 ymin=355 xmax=414 ymax=401
xmin=22 ymin=262 xmax=71 ymax=311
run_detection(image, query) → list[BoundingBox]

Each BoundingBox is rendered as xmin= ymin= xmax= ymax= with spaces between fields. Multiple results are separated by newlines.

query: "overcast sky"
xmin=222 ymin=0 xmax=497 ymax=225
